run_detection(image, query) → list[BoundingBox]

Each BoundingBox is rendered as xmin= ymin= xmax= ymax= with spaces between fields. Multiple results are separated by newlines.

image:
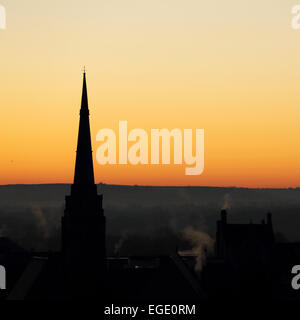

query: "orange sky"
xmin=1 ymin=0 xmax=300 ymax=187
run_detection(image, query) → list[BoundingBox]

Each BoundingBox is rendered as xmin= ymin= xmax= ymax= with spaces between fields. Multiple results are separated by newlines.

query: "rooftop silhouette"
xmin=0 ymin=74 xmax=299 ymax=302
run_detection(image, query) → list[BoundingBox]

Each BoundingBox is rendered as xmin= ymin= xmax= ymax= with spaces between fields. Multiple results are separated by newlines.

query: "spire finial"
xmin=83 ymin=66 xmax=86 ymax=74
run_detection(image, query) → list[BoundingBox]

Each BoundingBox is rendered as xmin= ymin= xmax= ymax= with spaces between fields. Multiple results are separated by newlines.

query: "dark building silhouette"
xmin=216 ymin=210 xmax=274 ymax=267
xmin=61 ymin=72 xmax=106 ymax=296
xmin=202 ymin=210 xmax=300 ymax=300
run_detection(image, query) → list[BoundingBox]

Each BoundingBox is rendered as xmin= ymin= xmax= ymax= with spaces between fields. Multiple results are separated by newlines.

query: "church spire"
xmin=62 ymin=72 xmax=106 ymax=297
xmin=73 ymin=71 xmax=95 ymax=186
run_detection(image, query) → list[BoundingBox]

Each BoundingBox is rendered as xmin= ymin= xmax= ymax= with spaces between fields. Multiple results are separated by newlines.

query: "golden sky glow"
xmin=1 ymin=0 xmax=300 ymax=187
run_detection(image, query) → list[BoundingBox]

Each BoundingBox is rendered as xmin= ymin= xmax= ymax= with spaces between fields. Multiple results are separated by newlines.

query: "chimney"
xmin=221 ymin=209 xmax=227 ymax=224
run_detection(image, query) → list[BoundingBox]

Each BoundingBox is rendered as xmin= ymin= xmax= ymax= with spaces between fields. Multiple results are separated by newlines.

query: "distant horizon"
xmin=1 ymin=182 xmax=300 ymax=190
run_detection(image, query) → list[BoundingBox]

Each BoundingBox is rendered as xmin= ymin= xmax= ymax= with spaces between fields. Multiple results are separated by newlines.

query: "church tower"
xmin=62 ymin=72 xmax=106 ymax=296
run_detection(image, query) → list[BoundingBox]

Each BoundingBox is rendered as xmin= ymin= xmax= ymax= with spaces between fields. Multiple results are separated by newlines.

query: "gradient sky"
xmin=1 ymin=0 xmax=300 ymax=187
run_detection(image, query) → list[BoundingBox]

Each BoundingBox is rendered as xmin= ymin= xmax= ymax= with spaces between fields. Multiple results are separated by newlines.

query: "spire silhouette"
xmin=73 ymin=72 xmax=95 ymax=186
xmin=62 ymin=72 xmax=106 ymax=296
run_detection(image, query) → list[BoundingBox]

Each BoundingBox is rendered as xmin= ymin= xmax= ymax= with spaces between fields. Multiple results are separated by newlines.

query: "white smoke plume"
xmin=179 ymin=226 xmax=214 ymax=271
xmin=114 ymin=231 xmax=128 ymax=255
xmin=31 ymin=205 xmax=49 ymax=240
xmin=222 ymin=193 xmax=231 ymax=210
